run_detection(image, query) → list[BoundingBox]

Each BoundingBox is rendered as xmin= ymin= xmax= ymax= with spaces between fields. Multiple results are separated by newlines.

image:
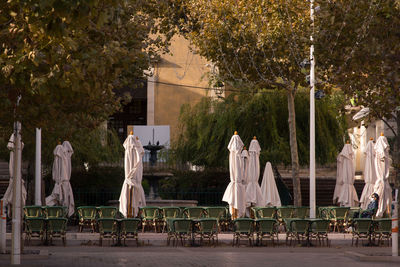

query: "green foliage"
xmin=0 ymin=0 xmax=169 ymax=167
xmin=173 ymin=90 xmax=346 ymax=168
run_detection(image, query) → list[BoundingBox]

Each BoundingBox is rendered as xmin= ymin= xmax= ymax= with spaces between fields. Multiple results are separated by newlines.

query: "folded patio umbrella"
xmin=132 ymin=137 xmax=146 ymax=215
xmin=2 ymin=133 xmax=27 ymax=216
xmin=359 ymin=139 xmax=377 ymax=210
xmin=260 ymin=162 xmax=281 ymax=207
xmin=119 ymin=133 xmax=143 ymax=217
xmin=245 ymin=138 xmax=264 ymax=207
xmin=335 ymin=143 xmax=359 ymax=207
xmin=373 ymin=135 xmax=392 ymax=218
xmin=222 ymin=132 xmax=246 ymax=219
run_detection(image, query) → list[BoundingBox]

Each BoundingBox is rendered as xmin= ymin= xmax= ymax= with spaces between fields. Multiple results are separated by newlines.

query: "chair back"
xmin=374 ymin=219 xmax=391 ymax=234
xmin=290 ymin=219 xmax=309 ymax=234
xmin=47 ymin=218 xmax=68 ymax=233
xmin=173 ymin=219 xmax=192 ymax=234
xmin=98 ymin=218 xmax=117 ymax=234
xmin=353 ymin=218 xmax=372 ymax=234
xmin=198 ymin=218 xmax=218 ymax=234
xmin=295 ymin=207 xmax=310 ymax=219
xmin=205 ymin=207 xmax=227 ymax=220
xmin=97 ymin=206 xmax=117 ymax=219
xmin=277 ymin=207 xmax=295 ymax=220
xmin=77 ymin=206 xmax=97 ymax=220
xmin=310 ymin=219 xmax=330 ymax=233
xmin=24 ymin=206 xmax=43 ymax=218
xmin=121 ymin=218 xmax=141 ymax=233
xmin=162 ymin=207 xmax=181 ymax=219
xmin=183 ymin=207 xmax=206 ymax=219
xmin=25 ymin=218 xmax=45 ymax=233
xmin=256 ymin=218 xmax=277 ymax=233
xmin=331 ymin=207 xmax=349 ymax=220
xmin=45 ymin=206 xmax=66 ymax=218
xmin=141 ymin=206 xmax=160 ymax=219
xmin=348 ymin=207 xmax=361 ymax=219
xmin=233 ymin=218 xmax=255 ymax=234
xmin=253 ymin=207 xmax=276 ymax=219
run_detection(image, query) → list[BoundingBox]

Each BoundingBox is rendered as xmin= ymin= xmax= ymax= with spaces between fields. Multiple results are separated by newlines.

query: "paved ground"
xmin=0 ymin=233 xmax=398 ymax=266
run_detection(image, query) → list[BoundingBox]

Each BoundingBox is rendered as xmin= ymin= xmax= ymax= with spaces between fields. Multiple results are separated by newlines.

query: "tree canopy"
xmin=0 ymin=0 xmax=169 ymax=166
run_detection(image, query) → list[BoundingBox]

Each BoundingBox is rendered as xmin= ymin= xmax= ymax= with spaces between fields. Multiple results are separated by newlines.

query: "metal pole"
xmin=309 ymin=0 xmax=316 ymax=219
xmin=35 ymin=128 xmax=42 ymax=205
xmin=11 ymin=122 xmax=22 ymax=265
xmin=0 ymin=200 xmax=6 ymax=254
xmin=393 ymin=189 xmax=398 ymax=256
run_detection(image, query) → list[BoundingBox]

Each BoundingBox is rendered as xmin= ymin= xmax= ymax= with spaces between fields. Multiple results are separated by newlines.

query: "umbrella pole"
xmin=128 ymin=186 xmax=132 ymax=218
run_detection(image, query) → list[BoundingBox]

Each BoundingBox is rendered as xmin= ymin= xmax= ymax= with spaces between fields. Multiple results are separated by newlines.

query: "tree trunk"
xmin=287 ymin=89 xmax=302 ymax=206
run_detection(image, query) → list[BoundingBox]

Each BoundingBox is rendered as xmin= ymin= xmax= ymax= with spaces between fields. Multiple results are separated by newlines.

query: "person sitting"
xmin=354 ymin=193 xmax=379 ymax=219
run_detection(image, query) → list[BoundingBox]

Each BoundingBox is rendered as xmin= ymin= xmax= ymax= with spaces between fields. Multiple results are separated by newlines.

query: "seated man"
xmin=354 ymin=193 xmax=379 ymax=219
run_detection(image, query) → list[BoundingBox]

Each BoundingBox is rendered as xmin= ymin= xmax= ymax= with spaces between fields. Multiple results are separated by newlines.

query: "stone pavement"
xmin=0 ymin=232 xmax=399 ymax=266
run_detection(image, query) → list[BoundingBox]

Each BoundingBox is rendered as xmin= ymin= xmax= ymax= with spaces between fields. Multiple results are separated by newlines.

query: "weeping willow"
xmin=173 ymin=89 xmax=346 ymax=168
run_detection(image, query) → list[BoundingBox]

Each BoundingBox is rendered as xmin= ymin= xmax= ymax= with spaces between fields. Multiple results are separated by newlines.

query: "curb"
xmin=345 ymin=251 xmax=400 ymax=263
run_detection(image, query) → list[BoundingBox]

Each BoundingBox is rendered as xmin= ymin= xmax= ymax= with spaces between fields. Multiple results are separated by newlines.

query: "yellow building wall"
xmin=153 ymin=35 xmax=210 ymax=141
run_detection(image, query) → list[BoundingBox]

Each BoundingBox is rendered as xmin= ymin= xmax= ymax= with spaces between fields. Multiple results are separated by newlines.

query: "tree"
xmin=156 ymin=0 xmax=312 ymax=205
xmin=0 ymin=0 xmax=168 ymax=165
xmin=315 ymin=0 xmax=400 ymax=186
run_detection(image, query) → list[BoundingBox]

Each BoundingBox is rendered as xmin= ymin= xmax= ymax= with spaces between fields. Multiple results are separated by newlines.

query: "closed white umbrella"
xmin=359 ymin=139 xmax=377 ymax=209
xmin=335 ymin=143 xmax=359 ymax=207
xmin=119 ymin=133 xmax=142 ymax=217
xmin=133 ymin=137 xmax=146 ymax=215
xmin=2 ymin=133 xmax=27 ymax=215
xmin=373 ymin=135 xmax=392 ymax=218
xmin=45 ymin=142 xmax=75 ymax=216
xmin=260 ymin=162 xmax=281 ymax=207
xmin=241 ymin=148 xmax=249 ymax=187
xmin=246 ymin=138 xmax=264 ymax=207
xmin=222 ymin=132 xmax=246 ymax=219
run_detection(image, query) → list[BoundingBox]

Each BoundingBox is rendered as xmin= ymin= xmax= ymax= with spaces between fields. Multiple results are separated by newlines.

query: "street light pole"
xmin=309 ymin=0 xmax=316 ymax=219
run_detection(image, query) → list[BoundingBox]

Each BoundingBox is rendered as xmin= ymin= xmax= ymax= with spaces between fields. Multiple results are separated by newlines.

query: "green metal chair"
xmin=47 ymin=218 xmax=68 ymax=246
xmin=373 ymin=219 xmax=392 ymax=246
xmin=97 ymin=206 xmax=117 ymax=219
xmin=161 ymin=207 xmax=181 ymax=233
xmin=232 ymin=218 xmax=255 ymax=247
xmin=256 ymin=218 xmax=278 ymax=246
xmin=183 ymin=207 xmax=206 ymax=219
xmin=351 ymin=218 xmax=372 ymax=247
xmin=205 ymin=207 xmax=229 ymax=232
xmin=318 ymin=207 xmax=332 ymax=220
xmin=294 ymin=207 xmax=310 ymax=219
xmin=120 ymin=218 xmax=141 ymax=246
xmin=196 ymin=218 xmax=218 ymax=246
xmin=330 ymin=207 xmax=350 ymax=232
xmin=97 ymin=218 xmax=118 ymax=246
xmin=286 ymin=219 xmax=310 ymax=246
xmin=141 ymin=206 xmax=160 ymax=233
xmin=44 ymin=206 xmax=67 ymax=218
xmin=23 ymin=206 xmax=44 ymax=218
xmin=24 ymin=218 xmax=45 ymax=245
xmin=252 ymin=207 xmax=277 ymax=219
xmin=309 ymin=219 xmax=330 ymax=247
xmin=277 ymin=207 xmax=295 ymax=230
xmin=172 ymin=218 xmax=193 ymax=247
xmin=77 ymin=206 xmax=97 ymax=232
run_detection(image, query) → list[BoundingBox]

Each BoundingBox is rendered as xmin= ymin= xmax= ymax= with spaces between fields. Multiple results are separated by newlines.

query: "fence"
xmin=73 ymin=189 xmax=225 ymax=207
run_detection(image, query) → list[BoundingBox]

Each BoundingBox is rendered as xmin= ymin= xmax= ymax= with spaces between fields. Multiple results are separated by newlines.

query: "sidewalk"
xmin=0 ymin=232 xmax=398 ymax=266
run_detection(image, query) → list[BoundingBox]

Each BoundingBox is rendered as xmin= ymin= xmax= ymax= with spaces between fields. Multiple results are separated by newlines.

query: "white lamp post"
xmin=309 ymin=0 xmax=316 ymax=219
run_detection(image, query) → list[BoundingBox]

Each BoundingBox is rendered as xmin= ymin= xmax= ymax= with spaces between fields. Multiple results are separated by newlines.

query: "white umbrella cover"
xmin=352 ymin=107 xmax=370 ymax=121
xmin=45 ymin=142 xmax=75 ymax=216
xmin=373 ymin=135 xmax=392 ymax=218
xmin=241 ymin=149 xmax=249 ymax=187
xmin=260 ymin=162 xmax=281 ymax=207
xmin=2 ymin=133 xmax=27 ymax=213
xmin=222 ymin=133 xmax=246 ymax=218
xmin=335 ymin=144 xmax=359 ymax=207
xmin=133 ymin=137 xmax=146 ymax=214
xmin=245 ymin=139 xmax=264 ymax=207
xmin=119 ymin=134 xmax=142 ymax=217
xmin=359 ymin=140 xmax=377 ymax=209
